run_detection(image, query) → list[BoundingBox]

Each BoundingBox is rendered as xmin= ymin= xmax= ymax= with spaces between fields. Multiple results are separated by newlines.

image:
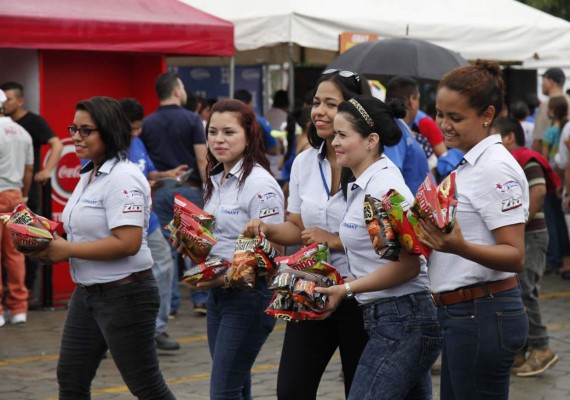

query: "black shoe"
xmin=155 ymin=332 xmax=180 ymax=351
xmin=194 ymin=303 xmax=207 ymax=316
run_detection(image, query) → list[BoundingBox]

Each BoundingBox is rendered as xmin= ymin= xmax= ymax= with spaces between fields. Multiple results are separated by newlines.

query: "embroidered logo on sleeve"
xmin=123 ymin=203 xmax=143 ymax=213
xmin=501 ymin=196 xmax=522 ymax=212
xmin=496 ymin=180 xmax=518 ymax=193
xmin=259 ymin=207 xmax=279 ymax=218
xmin=122 ymin=189 xmax=143 ymax=198
xmin=257 ymin=192 xmax=277 ymax=203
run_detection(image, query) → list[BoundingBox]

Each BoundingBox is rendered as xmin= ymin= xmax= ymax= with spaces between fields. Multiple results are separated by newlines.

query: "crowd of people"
xmin=0 ymin=60 xmax=569 ymax=399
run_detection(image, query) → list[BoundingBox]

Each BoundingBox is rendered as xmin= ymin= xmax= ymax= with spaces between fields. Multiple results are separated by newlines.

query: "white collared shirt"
xmin=0 ymin=116 xmax=33 ymax=191
xmin=340 ymin=157 xmax=430 ymax=304
xmin=288 ymin=144 xmax=349 ymax=276
xmin=62 ymin=158 xmax=153 ymax=285
xmin=204 ymin=159 xmax=284 ymax=261
xmin=428 ymin=134 xmax=529 ymax=293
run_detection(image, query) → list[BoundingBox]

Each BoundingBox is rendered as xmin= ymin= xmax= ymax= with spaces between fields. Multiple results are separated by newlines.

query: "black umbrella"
xmin=327 ymin=38 xmax=468 ymax=81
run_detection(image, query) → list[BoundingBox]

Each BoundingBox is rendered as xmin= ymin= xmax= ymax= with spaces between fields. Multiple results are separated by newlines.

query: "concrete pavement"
xmin=1 ymin=273 xmax=570 ymax=399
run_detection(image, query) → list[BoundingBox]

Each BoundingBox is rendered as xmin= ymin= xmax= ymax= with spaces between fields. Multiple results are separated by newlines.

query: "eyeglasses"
xmin=67 ymin=126 xmax=98 ymax=137
xmin=322 ymin=69 xmax=361 ymax=83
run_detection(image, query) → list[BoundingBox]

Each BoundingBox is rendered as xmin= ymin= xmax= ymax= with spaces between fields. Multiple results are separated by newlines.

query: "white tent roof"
xmin=182 ymin=0 xmax=570 ymax=66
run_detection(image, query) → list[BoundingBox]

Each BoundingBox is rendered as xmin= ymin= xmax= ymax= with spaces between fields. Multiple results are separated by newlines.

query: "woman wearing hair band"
xmin=316 ymin=95 xmax=441 ymax=399
xmin=243 ymin=70 xmax=369 ymax=399
xmin=420 ymin=61 xmax=529 ymax=399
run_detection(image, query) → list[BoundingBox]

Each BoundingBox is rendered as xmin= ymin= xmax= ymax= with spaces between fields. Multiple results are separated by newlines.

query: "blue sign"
xmin=173 ymin=65 xmax=264 ymax=115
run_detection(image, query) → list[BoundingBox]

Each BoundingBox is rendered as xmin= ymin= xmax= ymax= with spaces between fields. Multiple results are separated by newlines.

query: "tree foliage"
xmin=518 ymin=0 xmax=570 ymax=21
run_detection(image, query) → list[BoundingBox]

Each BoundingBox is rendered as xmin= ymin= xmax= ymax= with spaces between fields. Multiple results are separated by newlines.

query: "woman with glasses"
xmin=420 ymin=61 xmax=529 ymax=399
xmin=35 ymin=97 xmax=175 ymax=399
xmin=243 ymin=69 xmax=369 ymax=400
xmin=316 ymin=95 xmax=441 ymax=399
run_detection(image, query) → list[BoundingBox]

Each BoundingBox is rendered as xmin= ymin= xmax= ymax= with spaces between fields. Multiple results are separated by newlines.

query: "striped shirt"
xmin=524 ymin=160 xmax=547 ymax=232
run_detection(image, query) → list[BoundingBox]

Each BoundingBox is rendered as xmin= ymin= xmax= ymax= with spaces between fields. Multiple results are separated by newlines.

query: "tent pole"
xmin=288 ymin=42 xmax=295 ymax=108
xmin=229 ymin=56 xmax=235 ymax=98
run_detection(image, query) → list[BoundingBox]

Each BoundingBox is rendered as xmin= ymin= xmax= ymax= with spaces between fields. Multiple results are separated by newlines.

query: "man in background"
xmin=0 ymin=81 xmax=63 ymax=301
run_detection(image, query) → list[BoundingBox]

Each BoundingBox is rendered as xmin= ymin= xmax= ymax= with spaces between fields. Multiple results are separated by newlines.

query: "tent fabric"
xmin=183 ymin=0 xmax=570 ymax=65
xmin=0 ymin=0 xmax=234 ymax=56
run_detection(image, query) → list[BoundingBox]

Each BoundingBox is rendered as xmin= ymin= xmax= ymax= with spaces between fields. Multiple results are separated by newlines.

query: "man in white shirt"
xmin=0 ymin=89 xmax=34 ymax=327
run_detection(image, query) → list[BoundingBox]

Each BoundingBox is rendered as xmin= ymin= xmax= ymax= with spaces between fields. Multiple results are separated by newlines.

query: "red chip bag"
xmin=182 ymin=257 xmax=230 ymax=284
xmin=172 ymin=194 xmax=215 ymax=231
xmin=364 ymin=195 xmax=400 ymax=260
xmin=177 ymin=214 xmax=217 ymax=264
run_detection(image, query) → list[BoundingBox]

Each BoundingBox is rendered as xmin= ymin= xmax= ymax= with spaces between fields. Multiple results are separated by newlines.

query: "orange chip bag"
xmin=364 ymin=195 xmax=400 ymax=260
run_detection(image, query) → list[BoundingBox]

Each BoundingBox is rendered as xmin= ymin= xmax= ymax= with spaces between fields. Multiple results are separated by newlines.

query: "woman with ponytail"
xmin=419 ymin=60 xmax=529 ymax=399
xmin=316 ymin=95 xmax=442 ymax=399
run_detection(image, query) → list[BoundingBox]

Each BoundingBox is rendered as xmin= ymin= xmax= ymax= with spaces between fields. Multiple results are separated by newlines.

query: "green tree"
xmin=518 ymin=0 xmax=570 ymax=21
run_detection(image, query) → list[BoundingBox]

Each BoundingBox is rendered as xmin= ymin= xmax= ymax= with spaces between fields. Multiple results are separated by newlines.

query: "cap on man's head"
xmin=0 ymin=89 xmax=6 ymax=108
xmin=543 ymin=67 xmax=566 ymax=86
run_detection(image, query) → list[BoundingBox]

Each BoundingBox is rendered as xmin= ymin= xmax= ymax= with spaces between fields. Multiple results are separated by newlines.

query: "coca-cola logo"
xmin=51 ymin=138 xmax=81 ymax=206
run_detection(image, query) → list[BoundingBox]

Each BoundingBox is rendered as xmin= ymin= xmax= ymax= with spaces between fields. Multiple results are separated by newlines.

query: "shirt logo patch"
xmin=257 ymin=192 xmax=277 ymax=202
xmin=342 ymin=222 xmax=358 ymax=229
xmin=122 ymin=189 xmax=143 ymax=198
xmin=81 ymin=199 xmax=98 ymax=205
xmin=259 ymin=207 xmax=279 ymax=218
xmin=501 ymin=196 xmax=522 ymax=212
xmin=123 ymin=203 xmax=143 ymax=213
xmin=496 ymin=180 xmax=518 ymax=193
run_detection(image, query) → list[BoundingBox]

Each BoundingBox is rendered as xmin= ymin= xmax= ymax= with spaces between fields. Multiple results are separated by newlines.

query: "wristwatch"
xmin=344 ymin=282 xmax=355 ymax=299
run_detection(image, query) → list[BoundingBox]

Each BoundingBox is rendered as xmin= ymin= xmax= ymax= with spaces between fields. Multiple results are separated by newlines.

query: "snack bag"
xmin=1 ymin=203 xmax=62 ymax=254
xmin=230 ymin=236 xmax=261 ymax=289
xmin=171 ymin=193 xmax=215 ymax=231
xmin=254 ymin=235 xmax=280 ymax=279
xmin=177 ymin=214 xmax=217 ymax=264
xmin=436 ymin=171 xmax=458 ymax=232
xmin=182 ymin=256 xmax=230 ymax=284
xmin=265 ymin=292 xmax=322 ymax=321
xmin=381 ymin=189 xmax=431 ymax=258
xmin=275 ymin=243 xmax=329 ymax=271
xmin=363 ymin=194 xmax=400 ymax=260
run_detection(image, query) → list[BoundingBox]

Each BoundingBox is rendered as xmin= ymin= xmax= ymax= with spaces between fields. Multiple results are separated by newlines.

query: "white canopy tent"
xmin=178 ymin=0 xmax=570 ymax=106
xmin=182 ymin=0 xmax=570 ymax=65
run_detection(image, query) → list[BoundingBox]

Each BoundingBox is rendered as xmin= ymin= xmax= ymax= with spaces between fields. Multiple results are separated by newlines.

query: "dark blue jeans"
xmin=348 ymin=291 xmax=442 ymax=400
xmin=207 ymin=283 xmax=276 ymax=400
xmin=57 ymin=276 xmax=175 ymax=400
xmin=152 ymin=180 xmax=208 ymax=310
xmin=439 ymin=287 xmax=528 ymax=400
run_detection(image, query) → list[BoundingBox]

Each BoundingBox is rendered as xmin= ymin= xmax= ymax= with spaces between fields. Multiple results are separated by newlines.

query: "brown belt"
xmin=78 ymin=269 xmax=153 ymax=293
xmin=431 ymin=276 xmax=519 ymax=307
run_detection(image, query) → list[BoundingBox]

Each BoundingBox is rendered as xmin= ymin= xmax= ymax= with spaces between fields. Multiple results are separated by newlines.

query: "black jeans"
xmin=57 ymin=276 xmax=175 ymax=399
xmin=277 ymin=298 xmax=368 ymax=400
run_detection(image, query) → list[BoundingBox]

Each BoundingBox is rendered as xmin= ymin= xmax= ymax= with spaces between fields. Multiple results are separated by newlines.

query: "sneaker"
xmin=9 ymin=313 xmax=27 ymax=324
xmin=516 ymin=348 xmax=558 ymax=377
xmin=155 ymin=332 xmax=180 ymax=351
xmin=511 ymin=353 xmax=527 ymax=374
xmin=0 ymin=315 xmax=5 ymax=328
xmin=168 ymin=310 xmax=177 ymax=320
xmin=193 ymin=303 xmax=207 ymax=316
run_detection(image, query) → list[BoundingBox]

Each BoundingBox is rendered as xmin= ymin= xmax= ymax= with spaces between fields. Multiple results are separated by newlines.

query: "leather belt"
xmin=431 ymin=276 xmax=519 ymax=307
xmin=78 ymin=269 xmax=153 ymax=293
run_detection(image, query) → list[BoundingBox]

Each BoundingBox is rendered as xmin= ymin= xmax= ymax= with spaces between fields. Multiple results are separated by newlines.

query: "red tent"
xmin=0 ymin=0 xmax=234 ymax=56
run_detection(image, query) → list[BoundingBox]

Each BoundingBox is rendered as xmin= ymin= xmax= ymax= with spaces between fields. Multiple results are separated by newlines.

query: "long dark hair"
xmin=76 ymin=96 xmax=131 ymax=161
xmin=204 ymin=99 xmax=270 ymax=203
xmin=308 ymin=71 xmax=371 ymax=149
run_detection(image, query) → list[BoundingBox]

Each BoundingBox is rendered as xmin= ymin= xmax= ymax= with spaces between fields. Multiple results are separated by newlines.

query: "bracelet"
xmin=344 ymin=282 xmax=355 ymax=299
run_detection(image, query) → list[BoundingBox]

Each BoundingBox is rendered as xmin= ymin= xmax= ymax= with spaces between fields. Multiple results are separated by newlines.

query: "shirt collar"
xmin=351 ymin=157 xmax=389 ymax=191
xmin=210 ymin=158 xmax=245 ymax=182
xmin=80 ymin=158 xmax=119 ymax=175
xmin=463 ymin=134 xmax=502 ymax=166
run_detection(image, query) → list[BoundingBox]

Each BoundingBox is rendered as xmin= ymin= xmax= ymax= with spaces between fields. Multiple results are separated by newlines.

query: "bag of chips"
xmin=381 ymin=189 xmax=431 ymax=258
xmin=182 ymin=256 xmax=230 ymax=284
xmin=230 ymin=235 xmax=281 ymax=289
xmin=172 ymin=194 xmax=215 ymax=231
xmin=1 ymin=203 xmax=62 ymax=254
xmin=265 ymin=292 xmax=322 ymax=321
xmin=177 ymin=214 xmax=217 ymax=264
xmin=363 ymin=194 xmax=400 ymax=260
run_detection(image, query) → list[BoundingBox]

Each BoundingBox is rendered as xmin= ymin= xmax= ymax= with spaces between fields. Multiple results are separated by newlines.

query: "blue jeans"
xmin=152 ymin=180 xmax=208 ymax=310
xmin=543 ymin=193 xmax=569 ymax=268
xmin=348 ymin=291 xmax=442 ymax=400
xmin=439 ymin=287 xmax=528 ymax=400
xmin=147 ymin=229 xmax=175 ymax=334
xmin=207 ymin=282 xmax=276 ymax=399
xmin=57 ymin=276 xmax=175 ymax=399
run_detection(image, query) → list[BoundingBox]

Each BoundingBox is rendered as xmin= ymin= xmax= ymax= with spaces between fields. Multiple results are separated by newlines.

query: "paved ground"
xmin=1 ymin=273 xmax=570 ymax=400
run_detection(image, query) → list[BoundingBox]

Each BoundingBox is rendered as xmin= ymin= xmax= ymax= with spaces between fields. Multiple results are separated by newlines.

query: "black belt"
xmin=78 ymin=269 xmax=153 ymax=293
